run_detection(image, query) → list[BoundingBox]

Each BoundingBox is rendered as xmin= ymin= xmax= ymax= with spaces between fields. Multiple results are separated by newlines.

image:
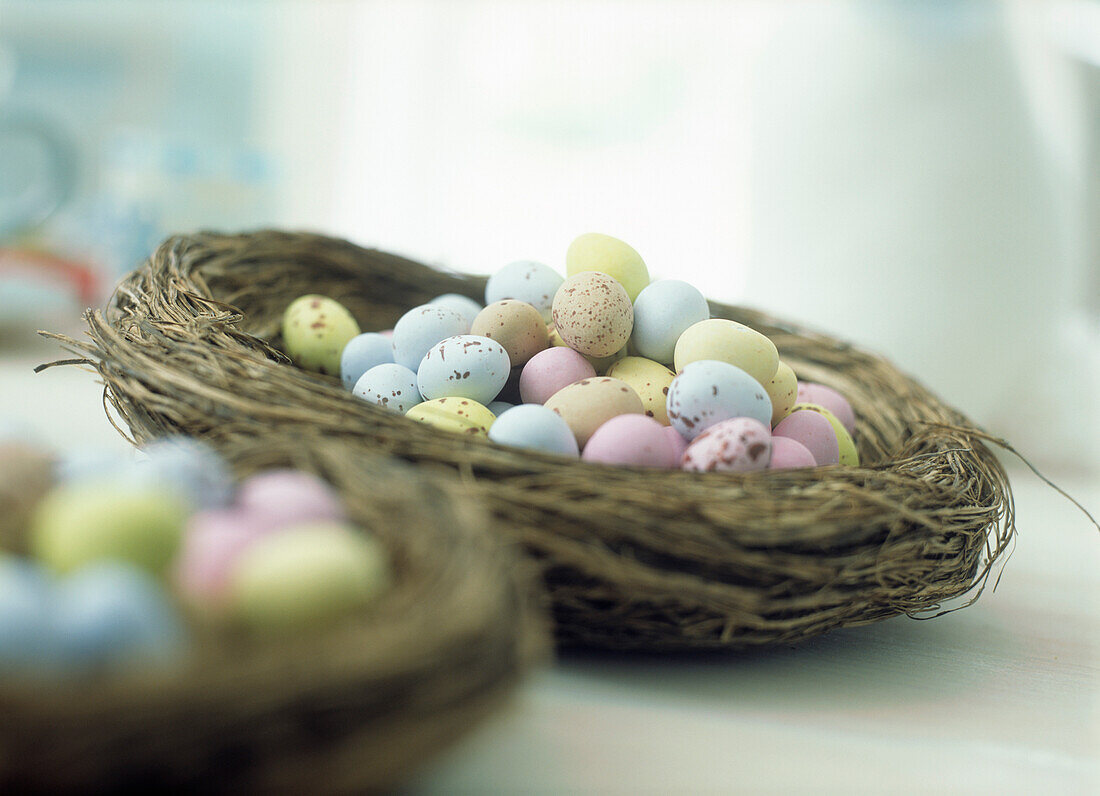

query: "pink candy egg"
xmin=174 ymin=509 xmax=270 ymax=603
xmin=768 ymin=436 xmax=817 ymax=470
xmin=773 ymin=410 xmax=839 ymax=465
xmin=796 ymin=382 xmax=856 ymax=435
xmin=236 ymin=469 xmax=347 ymax=532
xmin=519 ymin=347 xmax=597 ymax=405
xmin=681 ymin=417 xmax=772 ymax=473
xmin=664 ymin=426 xmax=689 ymax=463
xmin=582 ymin=414 xmax=677 ymax=468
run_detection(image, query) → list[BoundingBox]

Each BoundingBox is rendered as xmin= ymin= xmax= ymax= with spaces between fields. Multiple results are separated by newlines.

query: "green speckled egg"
xmin=282 ymin=295 xmax=362 ymax=376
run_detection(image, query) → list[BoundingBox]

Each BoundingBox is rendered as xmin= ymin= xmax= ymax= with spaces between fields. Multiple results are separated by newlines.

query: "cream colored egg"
xmin=544 ymin=377 xmax=644 ymax=448
xmin=565 ymin=233 xmax=650 ymax=301
xmin=282 ymin=295 xmax=362 ymax=376
xmin=551 ymin=272 xmax=633 ymax=358
xmin=790 ymin=402 xmax=859 ymax=466
xmin=406 ymin=397 xmax=496 ymax=437
xmin=605 ymin=357 xmax=676 ymax=426
xmin=470 ymin=300 xmax=548 ymax=367
xmin=765 ymin=361 xmax=798 ymax=427
xmin=673 ymin=319 xmax=779 ymax=387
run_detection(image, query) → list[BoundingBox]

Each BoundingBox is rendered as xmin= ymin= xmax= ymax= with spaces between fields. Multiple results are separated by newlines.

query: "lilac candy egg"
xmin=429 ymin=293 xmax=483 ymax=327
xmin=773 ymin=410 xmax=840 ymax=465
xmin=796 ymin=382 xmax=856 ymax=435
xmin=582 ymin=414 xmax=676 ymax=468
xmin=341 ymin=333 xmax=395 ymax=390
xmin=681 ymin=417 xmax=772 ymax=473
xmin=353 ymin=363 xmax=422 ymax=413
xmin=768 ymin=436 xmax=817 ymax=470
xmin=519 ymin=347 xmax=597 ymax=405
xmin=488 ymin=404 xmax=580 ymax=458
xmin=417 ymin=335 xmax=510 ymax=404
xmin=173 ymin=508 xmax=271 ymax=604
xmin=391 ymin=304 xmax=470 ymax=370
xmin=664 ymin=426 xmax=689 ymax=463
xmin=666 ymin=360 xmax=772 ymax=441
xmin=236 ymin=469 xmax=347 ymax=531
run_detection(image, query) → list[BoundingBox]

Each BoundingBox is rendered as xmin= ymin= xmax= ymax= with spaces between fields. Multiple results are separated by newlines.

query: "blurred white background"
xmin=1 ymin=0 xmax=1098 ymax=472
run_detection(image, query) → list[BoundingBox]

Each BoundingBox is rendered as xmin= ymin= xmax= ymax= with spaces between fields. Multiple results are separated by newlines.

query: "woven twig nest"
xmin=0 ymin=435 xmax=545 ymax=793
xmin=55 ymin=230 xmax=1014 ymax=651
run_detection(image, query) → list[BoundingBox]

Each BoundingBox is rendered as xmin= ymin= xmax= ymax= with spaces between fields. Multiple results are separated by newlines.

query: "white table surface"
xmin=4 ymin=350 xmax=1098 ymax=795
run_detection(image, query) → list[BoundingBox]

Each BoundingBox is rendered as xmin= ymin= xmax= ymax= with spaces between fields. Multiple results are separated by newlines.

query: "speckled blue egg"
xmin=631 ymin=280 xmax=710 ymax=364
xmin=133 ymin=437 xmax=234 ymax=511
xmin=487 ymin=401 xmax=514 ymax=416
xmin=488 ymin=404 xmax=580 ymax=458
xmin=485 ymin=261 xmax=564 ymax=323
xmin=353 ymin=363 xmax=422 ymax=413
xmin=666 ymin=360 xmax=772 ymax=441
xmin=52 ymin=562 xmax=185 ymax=670
xmin=428 ymin=293 xmax=483 ymax=327
xmin=416 ymin=335 xmax=510 ymax=404
xmin=340 ymin=333 xmax=394 ymax=390
xmin=0 ymin=557 xmax=54 ymax=671
xmin=391 ymin=305 xmax=470 ymax=370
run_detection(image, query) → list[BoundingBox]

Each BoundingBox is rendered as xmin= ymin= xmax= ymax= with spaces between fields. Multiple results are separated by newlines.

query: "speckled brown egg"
xmin=470 ymin=300 xmax=548 ymax=367
xmin=543 ymin=377 xmax=644 ymax=448
xmin=551 ymin=272 xmax=633 ymax=359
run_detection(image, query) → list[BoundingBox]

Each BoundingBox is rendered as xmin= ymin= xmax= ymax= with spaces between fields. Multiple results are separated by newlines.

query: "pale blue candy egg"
xmin=133 ymin=436 xmax=234 ymax=510
xmin=0 ymin=557 xmax=55 ymax=671
xmin=417 ymin=335 xmax=510 ymax=404
xmin=353 ymin=363 xmax=422 ymax=413
xmin=429 ymin=293 xmax=483 ymax=327
xmin=488 ymin=404 xmax=580 ymax=458
xmin=340 ymin=332 xmax=394 ymax=390
xmin=391 ymin=305 xmax=470 ymax=370
xmin=55 ymin=446 xmax=133 ymax=485
xmin=52 ymin=561 xmax=185 ymax=671
xmin=666 ymin=360 xmax=772 ymax=441
xmin=487 ymin=401 xmax=514 ymax=416
xmin=485 ymin=261 xmax=564 ymax=324
xmin=632 ymin=280 xmax=711 ymax=364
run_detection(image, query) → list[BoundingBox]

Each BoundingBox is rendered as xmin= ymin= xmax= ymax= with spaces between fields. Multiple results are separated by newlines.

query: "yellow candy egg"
xmin=565 ymin=233 xmax=650 ymax=302
xmin=673 ymin=319 xmax=779 ymax=388
xmin=790 ymin=402 xmax=859 ymax=466
xmin=605 ymin=357 xmax=676 ymax=426
xmin=544 ymin=377 xmax=644 ymax=448
xmin=765 ymin=361 xmax=798 ymax=427
xmin=282 ymin=295 xmax=362 ymax=376
xmin=406 ymin=398 xmax=496 ymax=437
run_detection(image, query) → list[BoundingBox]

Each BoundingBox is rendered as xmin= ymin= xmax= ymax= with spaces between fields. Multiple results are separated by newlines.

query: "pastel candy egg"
xmin=681 ymin=418 xmax=772 ymax=473
xmin=406 ymin=397 xmax=496 ymax=437
xmin=674 ymin=319 xmax=779 ymax=388
xmin=765 ymin=361 xmax=798 ymax=427
xmin=631 ymin=280 xmax=710 ymax=364
xmin=544 ymin=377 xmax=644 ymax=449
xmin=55 ymin=446 xmax=133 ymax=485
xmin=519 ymin=347 xmax=597 ymax=405
xmin=582 ymin=415 xmax=677 ymax=468
xmin=768 ymin=437 xmax=817 ymax=470
xmin=796 ymin=382 xmax=857 ymax=436
xmin=428 ymin=293 xmax=483 ymax=327
xmin=548 ymin=325 xmax=627 ymax=373
xmin=664 ymin=426 xmax=689 ymax=463
xmin=773 ymin=409 xmax=840 ymax=466
xmin=485 ymin=261 xmax=564 ymax=323
xmin=134 ymin=436 xmax=234 ymax=511
xmin=391 ymin=304 xmax=470 ymax=370
xmin=666 ymin=360 xmax=772 ymax=441
xmin=551 ymin=272 xmax=634 ymax=358
xmin=282 ymin=294 xmax=361 ymax=376
xmin=32 ymin=482 xmax=187 ymax=575
xmin=236 ymin=469 xmax=347 ymax=530
xmin=487 ymin=401 xmax=515 ymax=416
xmin=470 ymin=300 xmax=548 ymax=367
xmin=353 ymin=363 xmax=422 ymax=414
xmin=53 ymin=562 xmax=185 ymax=670
xmin=229 ymin=523 xmax=390 ymax=632
xmin=173 ymin=509 xmax=271 ymax=606
xmin=417 ymin=335 xmax=510 ymax=404
xmin=790 ymin=403 xmax=860 ymax=466
xmin=0 ymin=441 xmax=55 ymax=553
xmin=340 ymin=332 xmax=395 ymax=390
xmin=605 ymin=357 xmax=676 ymax=425
xmin=0 ymin=557 xmax=55 ymax=670
xmin=488 ymin=405 xmax=580 ymax=458
xmin=565 ymin=233 xmax=650 ymax=301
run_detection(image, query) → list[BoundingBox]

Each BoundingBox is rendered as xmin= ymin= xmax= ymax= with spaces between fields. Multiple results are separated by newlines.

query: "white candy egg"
xmin=353 ymin=364 xmax=422 ymax=413
xmin=631 ymin=280 xmax=710 ymax=364
xmin=666 ymin=360 xmax=772 ymax=440
xmin=488 ymin=404 xmax=580 ymax=458
xmin=340 ymin=333 xmax=394 ymax=390
xmin=391 ymin=305 xmax=470 ymax=370
xmin=429 ymin=293 xmax=483 ymax=327
xmin=417 ymin=335 xmax=510 ymax=404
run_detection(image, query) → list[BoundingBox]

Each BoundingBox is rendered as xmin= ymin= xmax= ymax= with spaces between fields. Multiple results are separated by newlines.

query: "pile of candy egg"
xmin=282 ymin=232 xmax=859 ymax=472
xmin=0 ymin=433 xmax=389 ymax=677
